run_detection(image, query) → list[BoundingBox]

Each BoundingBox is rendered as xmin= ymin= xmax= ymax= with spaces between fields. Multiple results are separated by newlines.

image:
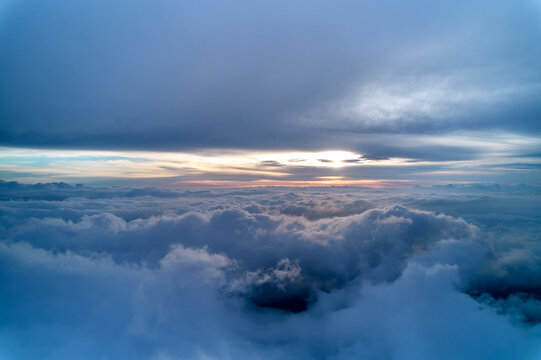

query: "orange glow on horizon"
xmin=167 ymin=179 xmax=413 ymax=188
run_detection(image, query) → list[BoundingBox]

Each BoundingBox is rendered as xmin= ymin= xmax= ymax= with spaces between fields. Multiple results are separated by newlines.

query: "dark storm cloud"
xmin=1 ymin=0 xmax=541 ymax=154
xmin=1 ymin=181 xmax=540 ymax=359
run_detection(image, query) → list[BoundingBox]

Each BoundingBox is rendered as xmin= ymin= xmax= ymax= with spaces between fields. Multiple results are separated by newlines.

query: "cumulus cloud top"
xmin=0 ymin=182 xmax=540 ymax=359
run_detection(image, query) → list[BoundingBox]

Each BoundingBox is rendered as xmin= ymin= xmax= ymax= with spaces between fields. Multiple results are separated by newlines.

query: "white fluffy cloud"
xmin=0 ymin=182 xmax=540 ymax=359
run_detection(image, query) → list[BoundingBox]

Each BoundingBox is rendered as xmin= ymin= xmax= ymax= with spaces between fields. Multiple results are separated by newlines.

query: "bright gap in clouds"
xmin=0 ymin=147 xmax=405 ymax=185
xmin=1 ymin=130 xmax=540 ymax=186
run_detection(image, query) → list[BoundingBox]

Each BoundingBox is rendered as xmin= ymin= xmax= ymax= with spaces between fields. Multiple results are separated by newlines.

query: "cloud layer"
xmin=1 ymin=0 xmax=541 ymax=157
xmin=1 ymin=181 xmax=540 ymax=359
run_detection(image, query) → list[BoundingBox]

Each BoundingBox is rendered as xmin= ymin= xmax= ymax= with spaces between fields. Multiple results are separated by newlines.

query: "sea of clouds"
xmin=0 ymin=180 xmax=540 ymax=359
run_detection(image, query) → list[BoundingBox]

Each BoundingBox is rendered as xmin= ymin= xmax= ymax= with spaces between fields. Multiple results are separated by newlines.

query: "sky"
xmin=0 ymin=0 xmax=541 ymax=186
xmin=1 ymin=1 xmax=541 ymax=359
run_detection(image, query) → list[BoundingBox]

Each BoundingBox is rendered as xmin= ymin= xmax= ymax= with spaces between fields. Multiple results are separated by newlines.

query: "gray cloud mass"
xmin=1 ymin=0 xmax=540 ymax=157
